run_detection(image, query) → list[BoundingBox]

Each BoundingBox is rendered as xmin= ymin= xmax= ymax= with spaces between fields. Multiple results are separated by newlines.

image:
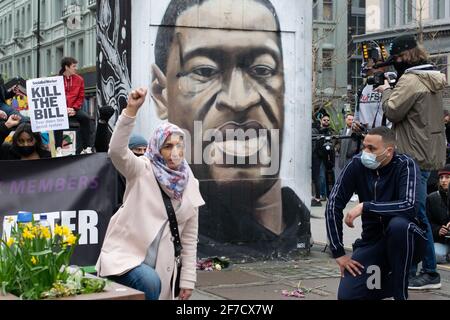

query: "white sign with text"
xmin=27 ymin=76 xmax=69 ymax=133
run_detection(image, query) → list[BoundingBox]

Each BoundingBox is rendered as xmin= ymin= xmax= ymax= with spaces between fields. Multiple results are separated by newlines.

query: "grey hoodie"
xmin=382 ymin=64 xmax=447 ymax=170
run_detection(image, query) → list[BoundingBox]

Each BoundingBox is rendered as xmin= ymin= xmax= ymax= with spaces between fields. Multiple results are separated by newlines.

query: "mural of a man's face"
xmin=153 ymin=0 xmax=284 ymax=195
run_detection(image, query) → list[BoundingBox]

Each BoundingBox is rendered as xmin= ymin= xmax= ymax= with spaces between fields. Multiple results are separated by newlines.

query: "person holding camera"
xmin=377 ymin=34 xmax=447 ymax=290
xmin=426 ymin=165 xmax=450 ymax=264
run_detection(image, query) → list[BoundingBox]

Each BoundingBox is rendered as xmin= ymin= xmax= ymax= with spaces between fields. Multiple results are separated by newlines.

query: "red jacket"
xmin=64 ymin=74 xmax=85 ymax=110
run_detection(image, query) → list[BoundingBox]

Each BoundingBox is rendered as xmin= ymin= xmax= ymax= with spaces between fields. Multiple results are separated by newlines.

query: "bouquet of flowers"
xmin=0 ymin=219 xmax=105 ymax=300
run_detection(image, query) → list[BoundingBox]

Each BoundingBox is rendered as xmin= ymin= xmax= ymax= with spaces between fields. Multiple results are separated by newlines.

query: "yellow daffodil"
xmin=40 ymin=226 xmax=51 ymax=239
xmin=54 ymin=225 xmax=63 ymax=237
xmin=31 ymin=256 xmax=38 ymax=265
xmin=6 ymin=237 xmax=15 ymax=247
xmin=62 ymin=226 xmax=72 ymax=237
xmin=22 ymin=229 xmax=35 ymax=240
xmin=64 ymin=234 xmax=77 ymax=246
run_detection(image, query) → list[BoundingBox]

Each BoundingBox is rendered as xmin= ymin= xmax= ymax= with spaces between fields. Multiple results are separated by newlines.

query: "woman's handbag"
xmin=159 ymin=186 xmax=183 ymax=298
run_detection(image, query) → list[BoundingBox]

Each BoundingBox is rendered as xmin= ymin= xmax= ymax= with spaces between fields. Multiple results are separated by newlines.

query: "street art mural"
xmin=96 ymin=0 xmax=132 ymax=126
xmin=98 ymin=0 xmax=312 ymax=257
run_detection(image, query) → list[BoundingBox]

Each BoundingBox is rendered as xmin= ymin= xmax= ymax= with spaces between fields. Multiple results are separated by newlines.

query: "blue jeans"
xmin=0 ymin=102 xmax=30 ymax=122
xmin=108 ymin=264 xmax=161 ymax=300
xmin=435 ymin=243 xmax=450 ymax=264
xmin=410 ymin=170 xmax=437 ymax=275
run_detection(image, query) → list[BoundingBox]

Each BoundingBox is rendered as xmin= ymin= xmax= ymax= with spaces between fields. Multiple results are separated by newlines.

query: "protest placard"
xmin=26 ymin=76 xmax=69 ymax=133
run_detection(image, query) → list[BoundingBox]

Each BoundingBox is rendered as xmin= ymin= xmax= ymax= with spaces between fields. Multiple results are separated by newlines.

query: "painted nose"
xmin=217 ymin=69 xmax=260 ymax=112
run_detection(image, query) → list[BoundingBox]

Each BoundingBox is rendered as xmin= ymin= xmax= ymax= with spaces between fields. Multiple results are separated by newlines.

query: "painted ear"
xmin=151 ymin=64 xmax=169 ymax=120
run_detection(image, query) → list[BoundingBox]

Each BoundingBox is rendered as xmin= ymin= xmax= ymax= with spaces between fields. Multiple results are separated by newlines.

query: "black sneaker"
xmin=408 ymin=272 xmax=441 ymax=290
xmin=311 ymin=199 xmax=322 ymax=207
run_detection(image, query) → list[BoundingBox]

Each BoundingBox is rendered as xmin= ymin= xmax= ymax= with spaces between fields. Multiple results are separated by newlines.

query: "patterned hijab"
xmin=145 ymin=123 xmax=189 ymax=200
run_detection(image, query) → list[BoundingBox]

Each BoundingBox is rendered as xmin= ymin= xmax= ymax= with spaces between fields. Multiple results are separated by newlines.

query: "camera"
xmin=367 ymin=71 xmax=398 ymax=88
xmin=367 ymin=71 xmax=386 ymax=88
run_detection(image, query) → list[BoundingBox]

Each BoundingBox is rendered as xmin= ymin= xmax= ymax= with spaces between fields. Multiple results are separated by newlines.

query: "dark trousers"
xmin=312 ymin=155 xmax=321 ymax=199
xmin=55 ymin=109 xmax=91 ymax=149
xmin=338 ymin=216 xmax=426 ymax=300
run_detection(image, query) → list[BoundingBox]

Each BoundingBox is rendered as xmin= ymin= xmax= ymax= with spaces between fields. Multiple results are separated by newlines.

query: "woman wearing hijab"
xmin=95 ymin=88 xmax=204 ymax=300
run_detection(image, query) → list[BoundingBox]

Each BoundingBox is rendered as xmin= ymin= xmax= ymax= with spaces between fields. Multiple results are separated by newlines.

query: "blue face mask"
xmin=361 ymin=149 xmax=388 ymax=170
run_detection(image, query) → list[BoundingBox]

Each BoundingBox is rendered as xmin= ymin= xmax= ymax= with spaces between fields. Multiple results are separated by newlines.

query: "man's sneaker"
xmin=81 ymin=147 xmax=93 ymax=154
xmin=408 ymin=272 xmax=441 ymax=290
xmin=311 ymin=198 xmax=322 ymax=207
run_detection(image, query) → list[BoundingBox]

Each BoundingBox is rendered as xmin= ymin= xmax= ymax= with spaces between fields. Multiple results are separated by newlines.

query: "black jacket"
xmin=326 ymin=153 xmax=420 ymax=258
xmin=0 ymin=84 xmax=15 ymax=104
xmin=426 ymin=190 xmax=450 ymax=244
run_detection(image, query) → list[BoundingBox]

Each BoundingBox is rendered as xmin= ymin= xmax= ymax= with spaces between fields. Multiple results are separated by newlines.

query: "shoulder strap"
xmin=159 ymin=185 xmax=183 ymax=258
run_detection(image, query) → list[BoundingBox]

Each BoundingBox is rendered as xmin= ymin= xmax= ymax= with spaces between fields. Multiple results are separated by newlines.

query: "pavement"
xmin=192 ymin=199 xmax=450 ymax=300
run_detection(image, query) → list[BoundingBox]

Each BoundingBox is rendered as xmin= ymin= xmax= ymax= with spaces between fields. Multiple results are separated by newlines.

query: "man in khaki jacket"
xmin=377 ymin=34 xmax=447 ymax=290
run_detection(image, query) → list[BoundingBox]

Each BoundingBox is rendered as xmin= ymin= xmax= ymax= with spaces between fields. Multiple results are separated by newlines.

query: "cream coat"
xmin=95 ymin=113 xmax=205 ymax=300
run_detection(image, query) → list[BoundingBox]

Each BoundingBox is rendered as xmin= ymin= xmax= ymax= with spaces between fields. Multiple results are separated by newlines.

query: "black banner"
xmin=0 ymin=154 xmax=118 ymax=266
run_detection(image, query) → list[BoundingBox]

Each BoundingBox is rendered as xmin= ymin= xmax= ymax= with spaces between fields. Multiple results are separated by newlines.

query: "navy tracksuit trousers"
xmin=338 ymin=216 xmax=426 ymax=300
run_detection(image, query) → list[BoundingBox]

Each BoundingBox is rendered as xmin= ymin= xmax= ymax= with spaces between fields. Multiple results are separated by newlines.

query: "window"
xmin=46 ymin=49 xmax=52 ymax=75
xmin=27 ymin=56 xmax=31 ymax=78
xmin=435 ymin=0 xmax=445 ymax=19
xmin=323 ymin=0 xmax=333 ymax=21
xmin=388 ymin=0 xmax=397 ymax=27
xmin=27 ymin=5 xmax=31 ymax=32
xmin=322 ymin=49 xmax=334 ymax=69
xmin=56 ymin=46 xmax=64 ymax=65
xmin=70 ymin=41 xmax=76 ymax=57
xmin=54 ymin=0 xmax=63 ymax=22
xmin=78 ymin=39 xmax=84 ymax=67
xmin=313 ymin=0 xmax=318 ymax=20
xmin=403 ymin=0 xmax=413 ymax=24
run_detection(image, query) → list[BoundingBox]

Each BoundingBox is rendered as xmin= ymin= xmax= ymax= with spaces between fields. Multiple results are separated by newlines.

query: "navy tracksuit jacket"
xmin=325 ymin=153 xmax=423 ymax=300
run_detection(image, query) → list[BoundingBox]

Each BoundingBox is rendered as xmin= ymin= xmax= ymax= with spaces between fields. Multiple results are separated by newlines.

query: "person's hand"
xmin=67 ymin=108 xmax=76 ymax=117
xmin=125 ymin=88 xmax=148 ymax=117
xmin=439 ymin=226 xmax=449 ymax=237
xmin=374 ymin=80 xmax=391 ymax=93
xmin=13 ymin=85 xmax=20 ymax=94
xmin=345 ymin=203 xmax=363 ymax=228
xmin=178 ymin=288 xmax=193 ymax=300
xmin=336 ymin=255 xmax=364 ymax=277
xmin=99 ymin=106 xmax=115 ymax=122
xmin=352 ymin=121 xmax=366 ymax=133
xmin=0 ymin=110 xmax=7 ymax=120
xmin=5 ymin=114 xmax=21 ymax=129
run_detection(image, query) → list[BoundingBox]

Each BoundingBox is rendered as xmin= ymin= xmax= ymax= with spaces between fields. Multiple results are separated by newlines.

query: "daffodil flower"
xmin=31 ymin=256 xmax=38 ymax=265
xmin=6 ymin=237 xmax=15 ymax=247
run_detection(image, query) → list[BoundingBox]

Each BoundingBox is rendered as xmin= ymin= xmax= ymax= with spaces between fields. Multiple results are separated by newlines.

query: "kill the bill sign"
xmin=26 ymin=76 xmax=69 ymax=133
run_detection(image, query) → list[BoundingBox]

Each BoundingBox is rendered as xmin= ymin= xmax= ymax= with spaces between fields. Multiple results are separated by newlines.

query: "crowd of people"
xmin=0 ymin=56 xmax=93 ymax=161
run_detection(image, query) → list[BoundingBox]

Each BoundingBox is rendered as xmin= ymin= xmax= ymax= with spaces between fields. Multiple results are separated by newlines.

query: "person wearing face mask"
xmin=0 ymin=121 xmax=51 ymax=160
xmin=377 ymin=34 xmax=446 ymax=290
xmin=426 ymin=165 xmax=450 ymax=264
xmin=96 ymin=88 xmax=204 ymax=300
xmin=326 ymin=127 xmax=426 ymax=300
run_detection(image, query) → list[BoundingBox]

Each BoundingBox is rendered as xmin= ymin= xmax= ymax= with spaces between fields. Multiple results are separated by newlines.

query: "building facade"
xmin=354 ymin=0 xmax=450 ymax=108
xmin=0 ymin=0 xmax=96 ymax=84
xmin=348 ymin=0 xmax=366 ymax=93
xmin=313 ymin=0 xmax=349 ymax=112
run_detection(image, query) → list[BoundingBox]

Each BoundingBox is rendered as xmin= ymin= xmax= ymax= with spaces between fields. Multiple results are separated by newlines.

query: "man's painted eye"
xmin=249 ymin=65 xmax=275 ymax=78
xmin=191 ymin=66 xmax=219 ymax=78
